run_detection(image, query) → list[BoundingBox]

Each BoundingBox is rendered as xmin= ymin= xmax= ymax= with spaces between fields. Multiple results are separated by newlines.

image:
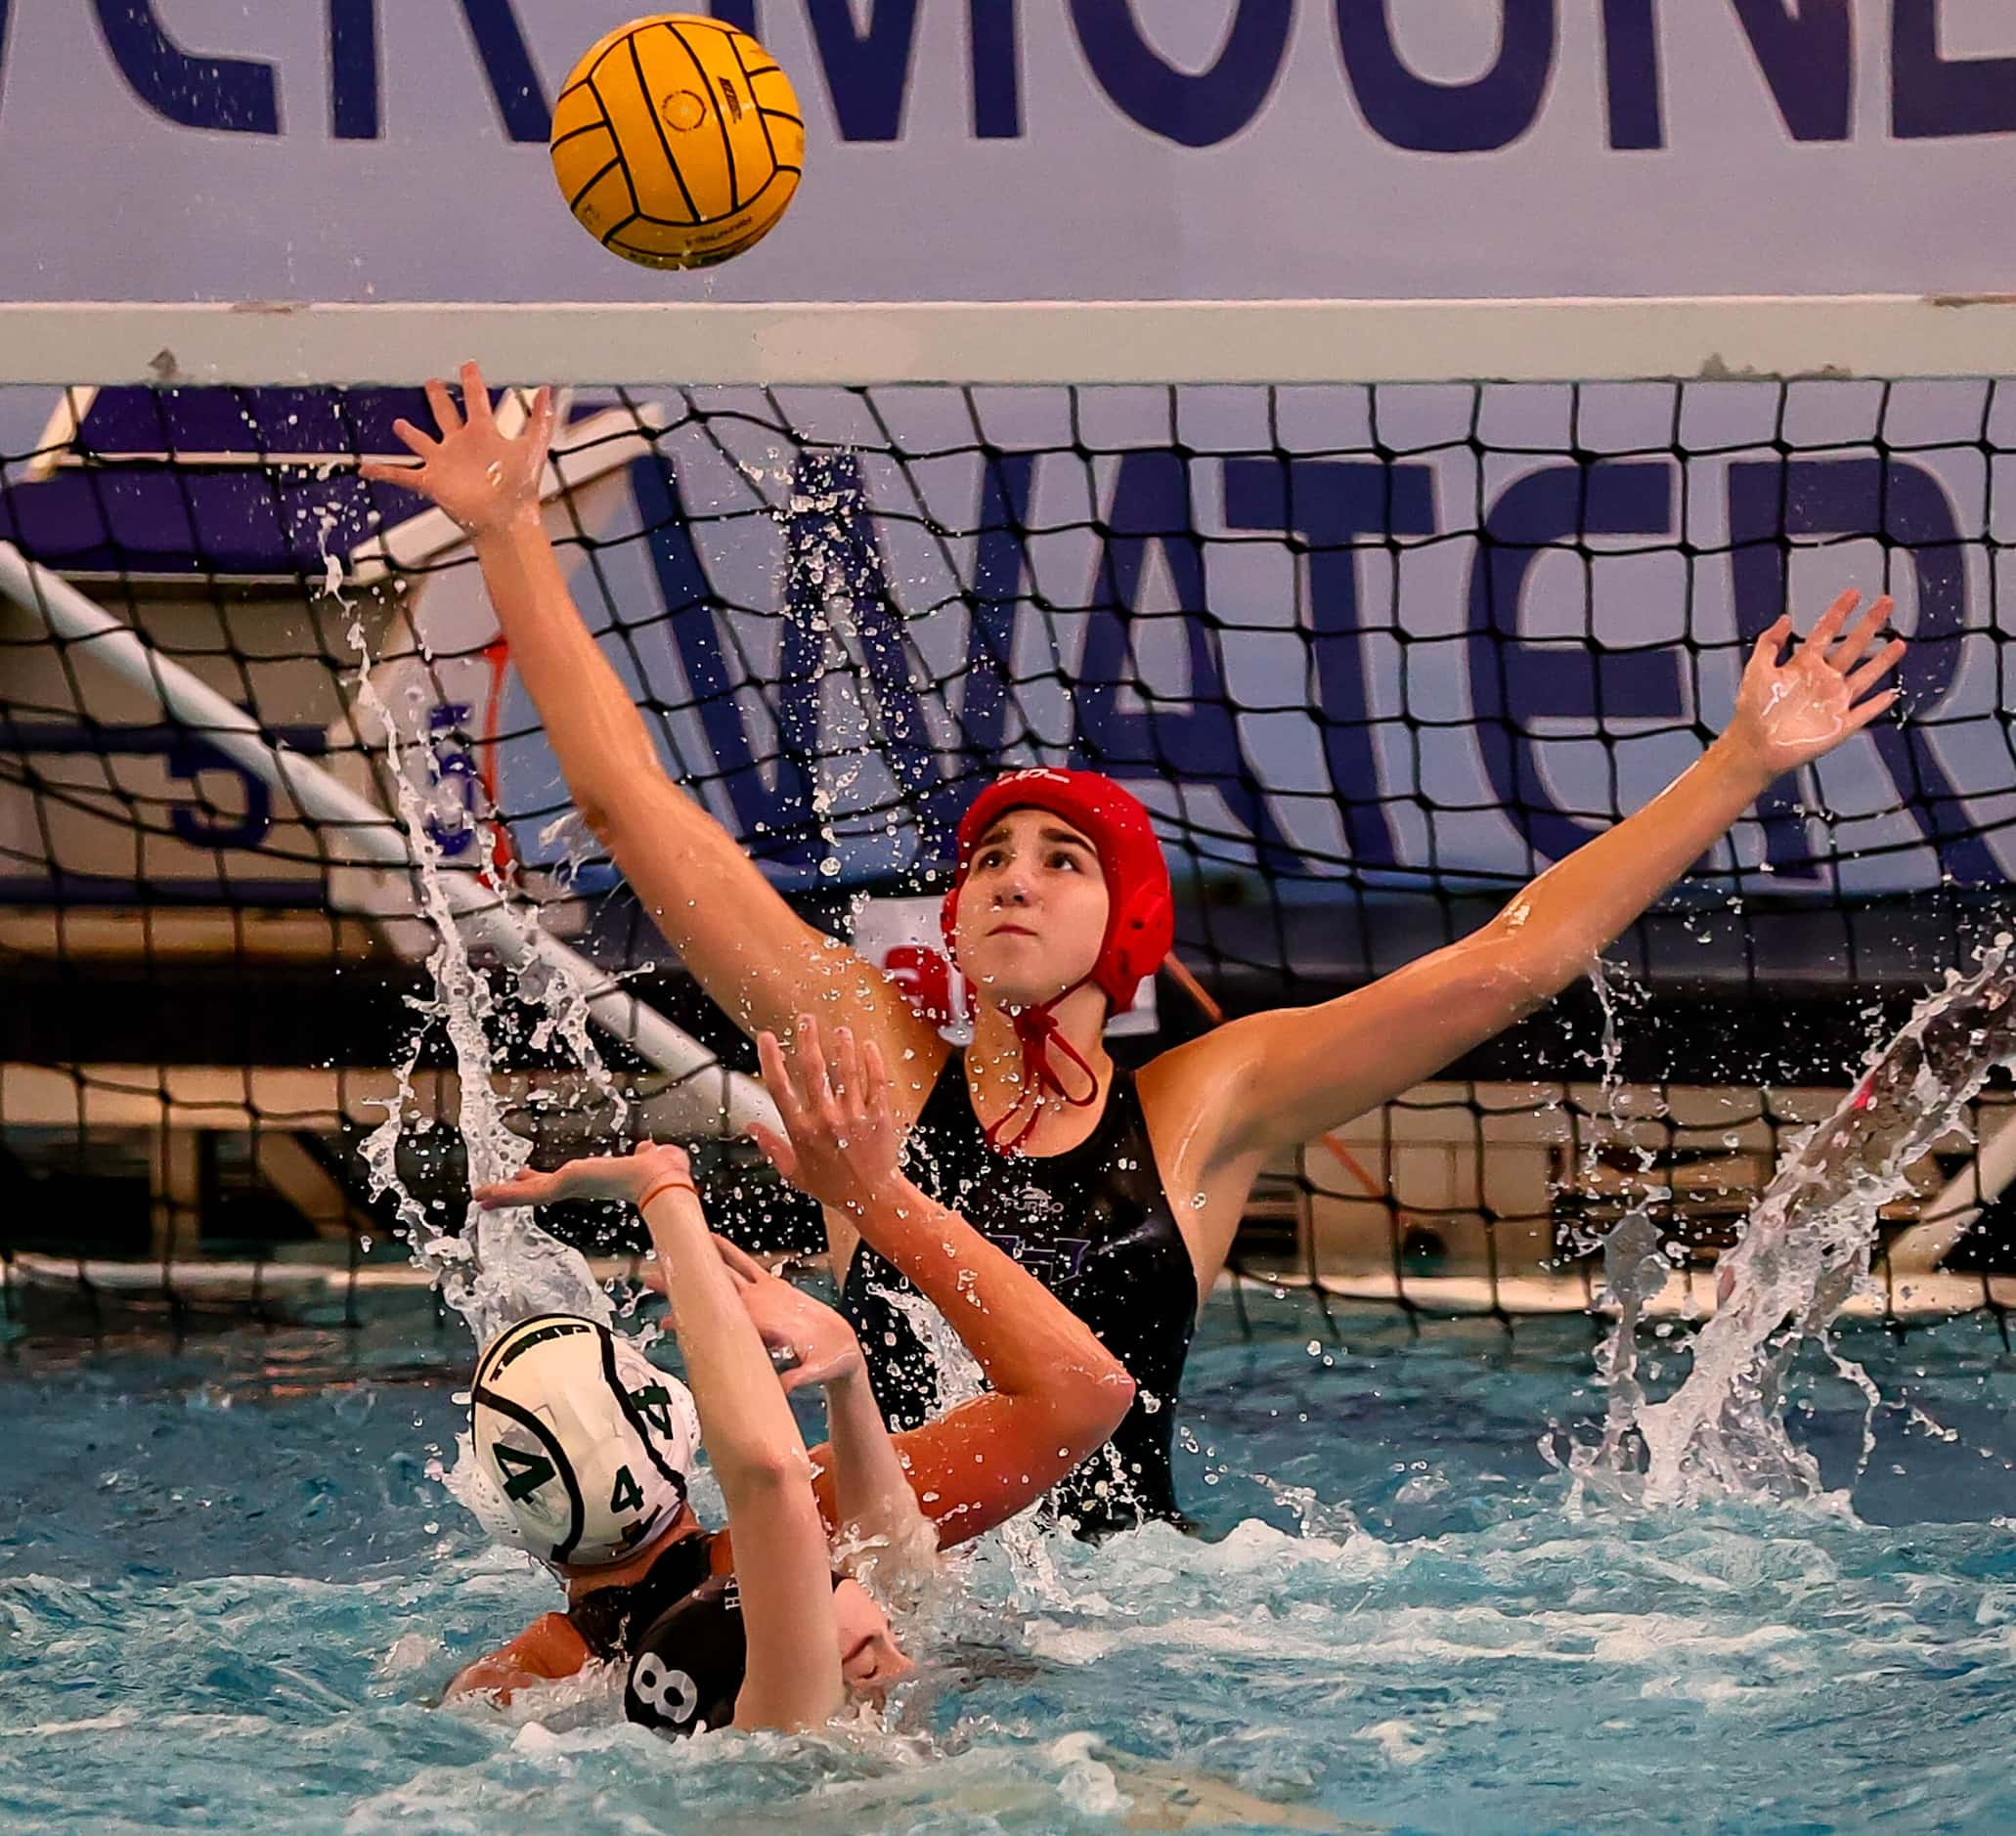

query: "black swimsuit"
xmin=841 ymin=1055 xmax=1197 ymax=1536
xmin=567 ymin=1530 xmax=719 ymax=1663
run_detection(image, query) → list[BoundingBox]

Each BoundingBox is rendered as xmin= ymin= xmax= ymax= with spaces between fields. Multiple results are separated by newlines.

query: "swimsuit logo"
xmin=1016 ymin=1183 xmax=1066 ymax=1227
xmin=978 ymin=1186 xmax=1092 ymax=1285
xmin=632 ymin=1653 xmax=700 ymax=1726
xmin=985 ymin=1229 xmax=1093 ymax=1287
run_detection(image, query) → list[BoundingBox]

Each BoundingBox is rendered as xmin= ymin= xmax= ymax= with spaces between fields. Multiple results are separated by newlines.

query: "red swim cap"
xmin=940 ymin=767 xmax=1174 ymax=1011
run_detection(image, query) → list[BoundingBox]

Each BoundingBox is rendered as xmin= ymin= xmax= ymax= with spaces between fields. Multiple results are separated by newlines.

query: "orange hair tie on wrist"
xmin=635 ymin=1176 xmax=698 ymax=1213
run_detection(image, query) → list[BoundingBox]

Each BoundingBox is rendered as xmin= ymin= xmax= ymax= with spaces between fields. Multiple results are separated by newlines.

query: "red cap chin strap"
xmin=986 ymin=978 xmax=1103 ymax=1154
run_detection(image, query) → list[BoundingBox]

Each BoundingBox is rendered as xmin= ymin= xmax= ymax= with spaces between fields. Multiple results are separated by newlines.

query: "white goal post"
xmin=0 ymin=294 xmax=2013 ymax=388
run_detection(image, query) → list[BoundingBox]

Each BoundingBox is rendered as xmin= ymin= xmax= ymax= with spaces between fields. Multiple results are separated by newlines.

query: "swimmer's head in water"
xmin=470 ymin=1314 xmax=699 ymax=1568
xmin=942 ymin=768 xmax=1173 ymax=1012
xmin=625 ymin=1572 xmax=911 ymax=1738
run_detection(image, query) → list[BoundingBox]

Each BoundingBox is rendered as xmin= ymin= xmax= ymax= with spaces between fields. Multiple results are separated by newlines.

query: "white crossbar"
xmin=0 ymin=295 xmax=2011 ymax=387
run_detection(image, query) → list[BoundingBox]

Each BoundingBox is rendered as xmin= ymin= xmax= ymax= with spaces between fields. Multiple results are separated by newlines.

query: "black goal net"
xmin=2 ymin=371 xmax=2012 ymax=1328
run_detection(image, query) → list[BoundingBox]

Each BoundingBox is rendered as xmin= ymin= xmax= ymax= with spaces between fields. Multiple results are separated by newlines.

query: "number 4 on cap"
xmin=493 ymin=1443 xmax=555 ymax=1503
xmin=632 ymin=1383 xmax=677 ymax=1438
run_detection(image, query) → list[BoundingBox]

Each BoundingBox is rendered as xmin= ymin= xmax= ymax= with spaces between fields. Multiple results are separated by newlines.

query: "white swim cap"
xmin=471 ymin=1314 xmax=700 ymax=1568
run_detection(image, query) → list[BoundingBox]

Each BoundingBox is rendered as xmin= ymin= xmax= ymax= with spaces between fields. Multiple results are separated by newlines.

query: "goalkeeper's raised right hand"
xmin=360 ymin=358 xmax=556 ymax=540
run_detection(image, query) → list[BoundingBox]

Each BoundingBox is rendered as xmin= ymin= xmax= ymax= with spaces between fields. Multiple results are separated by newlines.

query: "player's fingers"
xmin=755 ymin=1030 xmax=807 ymax=1129
xmin=460 ymin=360 xmax=495 ymax=428
xmin=1749 ymin=613 xmax=1793 ymax=670
xmin=358 ymin=459 xmax=424 ymax=486
xmin=744 ymin=1120 xmax=798 ymax=1179
xmin=423 ymin=376 xmax=462 ymax=437
xmin=1828 ymin=593 xmax=1893 ymax=673
xmin=386 ymin=419 xmax=438 ymax=459
xmin=796 ymin=1014 xmax=837 ymax=1120
xmin=472 ymin=1172 xmax=546 ymax=1206
xmin=861 ymin=1036 xmax=894 ymax=1134
xmin=832 ymin=1026 xmax=862 ymax=1114
xmin=1807 ymin=588 xmax=1860 ymax=650
xmin=1842 ymin=687 xmax=1900 ymax=733
xmin=530 ymin=385 xmax=557 ymax=454
xmin=1844 ymin=636 xmax=1907 ymax=701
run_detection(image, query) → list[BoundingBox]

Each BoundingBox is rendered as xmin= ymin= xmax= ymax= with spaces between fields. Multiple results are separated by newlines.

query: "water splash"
xmin=1579 ymin=938 xmax=2016 ymax=1506
xmin=1578 ymin=1209 xmax=1672 ymax=1479
xmin=879 ymin=1285 xmax=986 ymax=1411
xmin=874 ymin=1282 xmax=1118 ymax=1605
xmin=1566 ymin=959 xmax=1676 ymax=1475
xmin=1250 ymin=1473 xmax=1363 ymax=1543
xmin=347 ymin=620 xmax=621 ymax=1346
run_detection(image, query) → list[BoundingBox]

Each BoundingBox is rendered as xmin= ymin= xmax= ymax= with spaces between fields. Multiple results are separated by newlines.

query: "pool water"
xmin=8 ymin=1291 xmax=2016 ymax=1834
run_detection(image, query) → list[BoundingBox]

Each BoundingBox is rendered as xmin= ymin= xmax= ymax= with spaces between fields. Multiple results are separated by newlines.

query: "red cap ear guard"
xmin=940 ymin=767 xmax=1175 ymax=1011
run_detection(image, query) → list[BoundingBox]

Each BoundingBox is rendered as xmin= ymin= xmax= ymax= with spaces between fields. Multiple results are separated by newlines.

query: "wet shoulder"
xmin=1136 ymin=1025 xmax=1265 ymax=1169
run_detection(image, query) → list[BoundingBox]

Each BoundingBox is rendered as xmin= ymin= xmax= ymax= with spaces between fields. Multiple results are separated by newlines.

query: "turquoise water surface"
xmin=7 ymin=1290 xmax=2016 ymax=1834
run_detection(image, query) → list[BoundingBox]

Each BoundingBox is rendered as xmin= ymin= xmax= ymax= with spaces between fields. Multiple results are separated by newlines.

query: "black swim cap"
xmin=625 ymin=1575 xmax=747 ymax=1737
xmin=624 ymin=1569 xmax=851 ymax=1738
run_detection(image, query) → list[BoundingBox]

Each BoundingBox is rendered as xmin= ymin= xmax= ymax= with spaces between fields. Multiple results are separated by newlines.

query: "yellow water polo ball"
xmin=549 ymin=14 xmax=804 ymax=270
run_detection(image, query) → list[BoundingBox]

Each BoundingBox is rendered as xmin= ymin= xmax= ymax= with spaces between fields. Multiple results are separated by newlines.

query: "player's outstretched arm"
xmin=649 ymin=1236 xmax=931 ymax=1581
xmin=475 ymin=1145 xmax=844 ymax=1734
xmin=749 ymin=1017 xmax=1137 ymax=1547
xmin=1179 ymin=590 xmax=1908 ymax=1170
xmin=359 ymin=364 xmax=935 ymax=1064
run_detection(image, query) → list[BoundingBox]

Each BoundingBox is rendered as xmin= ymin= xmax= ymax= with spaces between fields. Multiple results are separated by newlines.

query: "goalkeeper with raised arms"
xmin=368 ymin=365 xmax=1907 ymax=1535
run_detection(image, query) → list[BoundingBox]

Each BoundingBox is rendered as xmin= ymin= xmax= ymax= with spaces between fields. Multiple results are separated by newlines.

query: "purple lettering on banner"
xmin=959 ymin=451 xmax=1038 ymax=768
xmin=713 ymin=0 xmax=1009 ymax=140
xmin=777 ymin=470 xmax=837 ymax=867
xmin=1728 ymin=0 xmax=1851 ymax=142
xmin=454 ymin=0 xmax=548 ymax=143
xmin=784 ymin=452 xmax=949 ymax=843
xmin=1070 ymin=0 xmax=1293 ymax=149
xmin=1600 ymin=0 xmax=1662 ymax=150
xmin=1727 ymin=461 xmax=1832 ymax=886
xmin=329 ymin=0 xmax=378 ymax=139
xmin=1223 ymin=457 xmax=1438 ymax=870
xmin=327 ymin=0 xmax=548 ymax=142
xmin=1729 ymin=458 xmax=1992 ymax=885
xmin=632 ymin=456 xmax=817 ymax=870
xmin=1077 ymin=452 xmax=1301 ymax=871
xmin=971 ymin=0 xmax=1022 ymax=138
xmin=1893 ymin=0 xmax=2016 ymax=139
xmin=1335 ymin=0 xmax=1555 ymax=153
xmin=92 ymin=0 xmax=278 ymax=134
xmin=805 ymin=0 xmax=923 ymax=142
xmin=1467 ymin=462 xmax=1682 ymax=866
